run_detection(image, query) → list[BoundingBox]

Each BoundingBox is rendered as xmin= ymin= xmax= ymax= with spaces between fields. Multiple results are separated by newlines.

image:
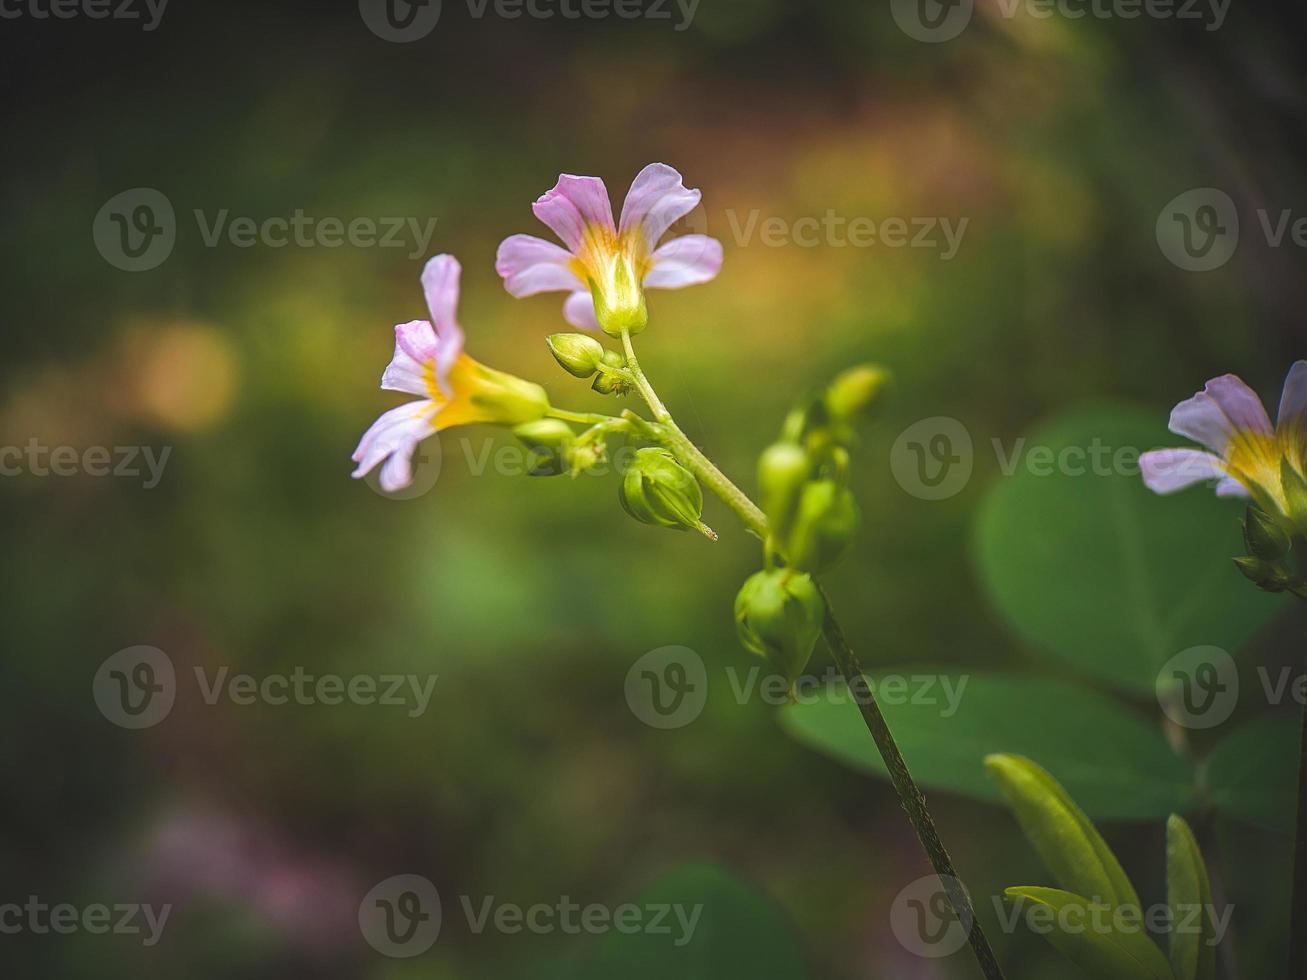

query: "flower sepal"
xmin=618 ymin=447 xmax=714 ymax=539
xmin=734 ymin=568 xmax=826 ymax=685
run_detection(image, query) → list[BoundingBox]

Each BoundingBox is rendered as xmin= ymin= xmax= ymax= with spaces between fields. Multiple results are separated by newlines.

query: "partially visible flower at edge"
xmin=495 ymin=163 xmax=723 ymax=336
xmin=351 ymin=254 xmax=550 ymax=493
xmin=1141 ymin=360 xmax=1307 ymax=525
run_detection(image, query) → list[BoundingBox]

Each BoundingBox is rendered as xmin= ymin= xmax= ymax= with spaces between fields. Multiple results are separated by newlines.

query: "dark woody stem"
xmin=619 ymin=327 xmax=1007 ymax=980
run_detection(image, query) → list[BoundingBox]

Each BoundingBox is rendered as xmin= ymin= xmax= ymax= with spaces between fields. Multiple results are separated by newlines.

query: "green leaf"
xmin=985 ymin=754 xmax=1140 ymax=908
xmin=1204 ymin=714 xmax=1298 ymax=832
xmin=1166 ymin=815 xmax=1217 ymax=980
xmin=589 ymin=864 xmax=807 ymax=980
xmin=975 ymin=404 xmax=1282 ymax=693
xmin=1004 ymin=886 xmax=1174 ymax=980
xmin=781 ymin=672 xmax=1195 ymax=820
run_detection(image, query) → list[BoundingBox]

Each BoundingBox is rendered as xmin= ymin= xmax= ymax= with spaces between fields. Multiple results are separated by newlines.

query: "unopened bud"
xmin=758 ymin=442 xmax=810 ymax=540
xmin=1243 ymin=506 xmax=1291 ymax=561
xmin=1233 ymin=555 xmax=1287 ymax=593
xmin=618 ymin=448 xmax=713 ymax=538
xmin=547 ymin=333 xmax=606 ymax=378
xmin=785 ymin=480 xmax=860 ymax=573
xmin=824 ymin=364 xmax=891 ymax=424
xmin=734 ymin=569 xmax=826 ymax=683
xmin=513 ymin=418 xmax=575 ymax=477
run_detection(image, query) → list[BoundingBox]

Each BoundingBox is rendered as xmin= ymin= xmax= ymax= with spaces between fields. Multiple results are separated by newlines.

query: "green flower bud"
xmin=784 ymin=480 xmax=860 ymax=573
xmin=513 ymin=418 xmax=575 ymax=477
xmin=592 ymin=370 xmax=633 ymax=396
xmin=1243 ymin=505 xmax=1291 ymax=561
xmin=758 ymin=442 xmax=811 ymax=540
xmin=1233 ymin=555 xmax=1289 ymax=593
xmin=824 ymin=364 xmax=891 ymax=424
xmin=618 ymin=447 xmax=713 ymax=538
xmin=546 ymin=333 xmax=606 ymax=378
xmin=601 ymin=350 xmax=626 ymax=370
xmin=734 ymin=569 xmax=826 ymax=683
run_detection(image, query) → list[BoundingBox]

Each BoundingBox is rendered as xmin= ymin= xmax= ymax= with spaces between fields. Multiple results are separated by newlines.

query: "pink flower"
xmin=1140 ymin=361 xmax=1307 ymax=523
xmin=352 ymin=255 xmax=549 ymax=493
xmin=495 ymin=163 xmax=723 ymax=336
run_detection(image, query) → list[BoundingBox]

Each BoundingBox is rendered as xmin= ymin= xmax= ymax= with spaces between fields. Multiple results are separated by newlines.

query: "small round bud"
xmin=513 ymin=418 xmax=575 ymax=477
xmin=618 ymin=447 xmax=711 ymax=537
xmin=784 ymin=480 xmax=860 ymax=573
xmin=601 ymin=350 xmax=626 ymax=370
xmin=758 ymin=442 xmax=811 ymax=540
xmin=592 ymin=370 xmax=633 ymax=396
xmin=546 ymin=333 xmax=606 ymax=378
xmin=734 ymin=569 xmax=826 ymax=683
xmin=824 ymin=364 xmax=890 ymax=423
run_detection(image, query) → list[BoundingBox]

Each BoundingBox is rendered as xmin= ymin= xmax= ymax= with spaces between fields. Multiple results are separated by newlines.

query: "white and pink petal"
xmin=643 ymin=234 xmax=723 ymax=289
xmin=351 ymin=401 xmax=438 ymax=492
xmin=1168 ymin=374 xmax=1272 ymax=458
xmin=533 ymin=174 xmax=615 ymax=253
xmin=562 ymin=290 xmax=600 ymax=331
xmin=1139 ymin=448 xmax=1228 ymax=495
xmin=495 ymin=234 xmax=585 ymax=296
xmin=420 ymin=254 xmax=466 ymax=389
xmin=619 ymin=163 xmax=702 ymax=252
xmin=381 ymin=320 xmax=437 ymax=396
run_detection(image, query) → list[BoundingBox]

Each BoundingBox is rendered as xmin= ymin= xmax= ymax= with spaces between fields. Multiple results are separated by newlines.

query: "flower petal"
xmin=382 ymin=320 xmax=437 ymax=395
xmin=563 ymin=290 xmax=600 ymax=331
xmin=1139 ymin=448 xmax=1227 ymax=494
xmin=643 ymin=235 xmax=723 ymax=289
xmin=619 ymin=163 xmax=702 ymax=253
xmin=495 ymin=234 xmax=585 ymax=296
xmin=420 ymin=255 xmax=465 ymax=389
xmin=532 ymin=174 xmax=615 ymax=253
xmin=1168 ymin=374 xmax=1272 ymax=457
xmin=1276 ymin=360 xmax=1307 ymax=431
xmin=1215 ymin=476 xmax=1250 ymax=499
xmin=351 ymin=401 xmax=437 ymax=492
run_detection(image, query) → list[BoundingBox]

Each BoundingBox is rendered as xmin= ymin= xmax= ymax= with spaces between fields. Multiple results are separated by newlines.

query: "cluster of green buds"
xmin=734 ymin=365 xmax=891 ymax=686
xmin=1234 ymin=504 xmax=1307 ymax=598
xmin=547 ymin=333 xmax=633 ymax=396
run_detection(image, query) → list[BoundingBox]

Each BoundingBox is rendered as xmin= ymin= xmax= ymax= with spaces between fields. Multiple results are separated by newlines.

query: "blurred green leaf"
xmin=985 ymin=754 xmax=1140 ymax=908
xmin=1003 ymin=886 xmax=1174 ymax=980
xmin=1166 ymin=815 xmax=1217 ymax=980
xmin=589 ymin=864 xmax=807 ymax=980
xmin=781 ymin=672 xmax=1195 ymax=819
xmin=1205 ymin=714 xmax=1298 ymax=832
xmin=975 ymin=405 xmax=1282 ymax=693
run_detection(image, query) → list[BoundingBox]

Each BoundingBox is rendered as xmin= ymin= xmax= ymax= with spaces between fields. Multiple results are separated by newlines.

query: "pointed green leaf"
xmin=1166 ymin=815 xmax=1217 ymax=980
xmin=1004 ymin=886 xmax=1174 ymax=980
xmin=986 ymin=754 xmax=1140 ymax=909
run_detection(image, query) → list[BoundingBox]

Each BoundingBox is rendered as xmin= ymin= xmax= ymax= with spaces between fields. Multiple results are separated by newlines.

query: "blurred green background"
xmin=2 ymin=1 xmax=1305 ymax=977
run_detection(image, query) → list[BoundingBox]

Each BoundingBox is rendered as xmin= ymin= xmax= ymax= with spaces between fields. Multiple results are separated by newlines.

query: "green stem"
xmin=620 ymin=329 xmax=768 ymax=538
xmin=620 ymin=327 xmax=1007 ymax=980
xmin=546 ymin=407 xmax=624 ymax=427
